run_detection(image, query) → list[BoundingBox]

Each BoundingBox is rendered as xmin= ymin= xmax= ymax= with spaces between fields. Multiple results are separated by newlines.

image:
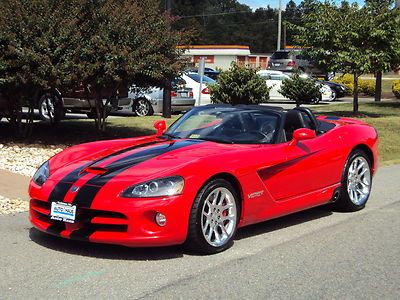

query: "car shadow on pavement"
xmin=235 ymin=205 xmax=333 ymax=240
xmin=29 ymin=227 xmax=185 ymax=260
xmin=29 ymin=204 xmax=333 ymax=259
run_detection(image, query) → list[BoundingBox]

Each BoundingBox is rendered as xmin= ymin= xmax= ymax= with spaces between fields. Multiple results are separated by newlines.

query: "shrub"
xmin=332 ymin=74 xmax=354 ymax=94
xmin=359 ymin=79 xmax=375 ymax=96
xmin=279 ymin=72 xmax=321 ymax=106
xmin=393 ymin=80 xmax=400 ymax=99
xmin=210 ymin=63 xmax=271 ymax=105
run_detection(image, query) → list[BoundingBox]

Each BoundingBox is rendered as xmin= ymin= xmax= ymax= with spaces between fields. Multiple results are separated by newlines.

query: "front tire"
xmin=335 ymin=149 xmax=372 ymax=212
xmin=186 ymin=179 xmax=240 ymax=254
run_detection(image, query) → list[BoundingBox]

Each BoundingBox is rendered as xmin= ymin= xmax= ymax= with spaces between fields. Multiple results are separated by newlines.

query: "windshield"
xmin=186 ymin=73 xmax=216 ymax=84
xmin=166 ymin=106 xmax=280 ymax=144
xmin=270 ymin=51 xmax=290 ymax=59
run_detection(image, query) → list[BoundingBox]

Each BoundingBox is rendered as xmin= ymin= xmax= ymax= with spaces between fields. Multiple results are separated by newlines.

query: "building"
xmin=178 ymin=45 xmax=270 ymax=71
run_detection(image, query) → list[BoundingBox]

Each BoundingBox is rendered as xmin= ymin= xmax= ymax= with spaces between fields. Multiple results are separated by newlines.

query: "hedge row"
xmin=332 ymin=74 xmax=375 ymax=96
xmin=393 ymin=80 xmax=400 ymax=99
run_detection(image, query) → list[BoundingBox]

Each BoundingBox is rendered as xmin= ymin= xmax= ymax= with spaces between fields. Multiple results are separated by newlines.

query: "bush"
xmin=393 ymin=80 xmax=400 ymax=99
xmin=332 ymin=74 xmax=354 ymax=94
xmin=333 ymin=74 xmax=376 ymax=96
xmin=209 ymin=63 xmax=271 ymax=105
xmin=279 ymin=72 xmax=321 ymax=106
xmin=359 ymin=79 xmax=375 ymax=96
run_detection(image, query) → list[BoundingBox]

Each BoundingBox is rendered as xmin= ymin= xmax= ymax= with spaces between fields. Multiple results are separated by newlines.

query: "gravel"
xmin=0 ymin=143 xmax=66 ymax=214
xmin=0 ymin=195 xmax=29 ymax=215
xmin=0 ymin=143 xmax=64 ymax=177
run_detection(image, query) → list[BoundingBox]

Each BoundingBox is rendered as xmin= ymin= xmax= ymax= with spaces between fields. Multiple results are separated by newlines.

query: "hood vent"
xmin=82 ymin=166 xmax=109 ymax=175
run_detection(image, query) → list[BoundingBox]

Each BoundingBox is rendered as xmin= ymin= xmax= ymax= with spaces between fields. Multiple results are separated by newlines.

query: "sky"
xmin=239 ymin=0 xmax=365 ymax=9
xmin=239 ymin=0 xmax=294 ymax=9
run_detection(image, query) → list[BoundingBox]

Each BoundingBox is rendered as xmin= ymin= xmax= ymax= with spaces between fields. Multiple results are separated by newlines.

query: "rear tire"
xmin=133 ymin=98 xmax=153 ymax=116
xmin=185 ymin=179 xmax=240 ymax=254
xmin=38 ymin=93 xmax=64 ymax=123
xmin=334 ymin=149 xmax=372 ymax=212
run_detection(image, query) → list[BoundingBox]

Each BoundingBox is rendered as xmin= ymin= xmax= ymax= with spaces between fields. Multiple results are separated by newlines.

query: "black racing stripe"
xmin=48 ymin=182 xmax=74 ymax=203
xmin=71 ymin=185 xmax=102 ymax=208
xmin=72 ymin=140 xmax=203 ymax=208
xmin=46 ymin=222 xmax=66 ymax=236
xmin=89 ymin=140 xmax=163 ymax=168
xmin=258 ymin=150 xmax=321 ymax=180
xmin=47 ymin=140 xmax=163 ymax=203
xmin=70 ymin=228 xmax=96 ymax=242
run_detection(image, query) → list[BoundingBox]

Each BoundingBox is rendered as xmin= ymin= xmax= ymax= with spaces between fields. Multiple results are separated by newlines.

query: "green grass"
xmin=314 ymin=101 xmax=400 ymax=165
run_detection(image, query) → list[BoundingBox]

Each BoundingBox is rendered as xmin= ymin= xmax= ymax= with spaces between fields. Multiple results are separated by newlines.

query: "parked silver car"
xmin=113 ymin=79 xmax=195 ymax=116
xmin=268 ymin=50 xmax=334 ymax=80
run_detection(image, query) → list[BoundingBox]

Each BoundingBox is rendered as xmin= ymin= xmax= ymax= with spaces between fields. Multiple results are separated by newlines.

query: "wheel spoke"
xmin=219 ymin=224 xmax=228 ymax=237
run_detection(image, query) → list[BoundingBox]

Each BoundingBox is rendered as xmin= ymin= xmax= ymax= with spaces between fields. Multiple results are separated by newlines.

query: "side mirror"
xmin=289 ymin=128 xmax=316 ymax=146
xmin=154 ymin=120 xmax=167 ymax=136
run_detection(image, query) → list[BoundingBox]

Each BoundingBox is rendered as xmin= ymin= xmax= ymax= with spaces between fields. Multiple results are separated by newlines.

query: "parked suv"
xmin=268 ymin=50 xmax=334 ymax=80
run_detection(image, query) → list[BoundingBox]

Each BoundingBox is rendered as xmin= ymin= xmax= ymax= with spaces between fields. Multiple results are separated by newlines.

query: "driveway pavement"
xmin=0 ymin=169 xmax=29 ymax=200
xmin=0 ymin=164 xmax=399 ymax=299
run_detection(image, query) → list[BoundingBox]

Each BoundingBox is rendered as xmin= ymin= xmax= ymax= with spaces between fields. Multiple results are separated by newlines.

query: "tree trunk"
xmin=353 ymin=74 xmax=359 ymax=114
xmin=374 ymin=71 xmax=382 ymax=102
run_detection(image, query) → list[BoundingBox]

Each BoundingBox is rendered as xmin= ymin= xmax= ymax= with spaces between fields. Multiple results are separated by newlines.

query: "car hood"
xmin=47 ymin=137 xmax=245 ymax=185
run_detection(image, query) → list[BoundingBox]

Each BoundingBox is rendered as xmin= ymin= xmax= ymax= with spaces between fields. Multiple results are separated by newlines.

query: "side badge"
xmin=70 ymin=186 xmax=80 ymax=193
xmin=248 ymin=190 xmax=264 ymax=199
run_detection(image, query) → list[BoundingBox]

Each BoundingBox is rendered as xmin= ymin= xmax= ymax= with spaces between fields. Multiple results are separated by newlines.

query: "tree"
xmin=209 ymin=62 xmax=270 ymax=105
xmin=0 ymin=0 xmax=79 ymax=136
xmin=171 ymin=0 xmax=279 ymax=53
xmin=64 ymin=0 xmax=186 ymax=132
xmin=291 ymin=0 xmax=400 ymax=113
xmin=363 ymin=0 xmax=400 ymax=102
xmin=0 ymin=0 xmax=186 ymax=135
xmin=279 ymin=72 xmax=321 ymax=106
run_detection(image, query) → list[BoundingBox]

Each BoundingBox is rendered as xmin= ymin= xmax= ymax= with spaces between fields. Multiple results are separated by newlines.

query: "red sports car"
xmin=29 ymin=105 xmax=378 ymax=254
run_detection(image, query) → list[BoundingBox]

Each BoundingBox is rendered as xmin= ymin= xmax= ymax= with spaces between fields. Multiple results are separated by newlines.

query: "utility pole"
xmin=162 ymin=0 xmax=172 ymax=118
xmin=277 ymin=0 xmax=282 ymax=50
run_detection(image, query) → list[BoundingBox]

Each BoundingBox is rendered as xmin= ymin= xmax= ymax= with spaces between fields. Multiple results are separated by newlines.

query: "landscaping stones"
xmin=0 ymin=195 xmax=29 ymax=215
xmin=0 ymin=143 xmax=64 ymax=177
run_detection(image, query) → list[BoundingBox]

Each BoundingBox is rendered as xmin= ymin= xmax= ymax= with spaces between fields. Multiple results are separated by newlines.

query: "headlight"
xmin=121 ymin=176 xmax=184 ymax=198
xmin=32 ymin=161 xmax=50 ymax=186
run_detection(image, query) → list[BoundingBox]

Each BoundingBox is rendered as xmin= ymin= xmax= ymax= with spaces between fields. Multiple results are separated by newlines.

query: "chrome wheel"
xmin=39 ymin=96 xmax=55 ymax=120
xmin=347 ymin=156 xmax=371 ymax=205
xmin=201 ymin=187 xmax=237 ymax=247
xmin=134 ymin=98 xmax=152 ymax=116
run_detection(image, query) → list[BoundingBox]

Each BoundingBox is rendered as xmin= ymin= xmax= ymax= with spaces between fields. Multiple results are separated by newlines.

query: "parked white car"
xmin=182 ymin=73 xmax=216 ymax=106
xmin=257 ymin=70 xmax=334 ymax=102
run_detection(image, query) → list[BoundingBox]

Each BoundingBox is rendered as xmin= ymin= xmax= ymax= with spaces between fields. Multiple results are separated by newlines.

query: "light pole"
xmin=162 ymin=0 xmax=172 ymax=118
xmin=277 ymin=0 xmax=282 ymax=50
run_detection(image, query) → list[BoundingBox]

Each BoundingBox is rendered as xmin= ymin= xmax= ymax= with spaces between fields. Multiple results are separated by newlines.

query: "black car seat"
xmin=284 ymin=109 xmax=308 ymax=141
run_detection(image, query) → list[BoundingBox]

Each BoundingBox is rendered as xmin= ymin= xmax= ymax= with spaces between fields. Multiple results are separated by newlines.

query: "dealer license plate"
xmin=50 ymin=202 xmax=76 ymax=223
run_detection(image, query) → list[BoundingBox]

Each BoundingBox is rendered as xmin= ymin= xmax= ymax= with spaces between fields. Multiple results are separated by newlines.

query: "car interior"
xmin=282 ymin=107 xmax=336 ymax=142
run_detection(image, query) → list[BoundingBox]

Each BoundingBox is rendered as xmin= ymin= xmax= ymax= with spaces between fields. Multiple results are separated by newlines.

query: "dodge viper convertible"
xmin=29 ymin=105 xmax=378 ymax=254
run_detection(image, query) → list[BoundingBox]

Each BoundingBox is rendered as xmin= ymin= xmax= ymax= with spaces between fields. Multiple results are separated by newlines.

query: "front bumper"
xmin=29 ymin=194 xmax=191 ymax=247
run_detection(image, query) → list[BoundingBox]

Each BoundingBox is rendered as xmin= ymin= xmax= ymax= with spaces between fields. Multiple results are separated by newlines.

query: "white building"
xmin=178 ymin=45 xmax=270 ymax=71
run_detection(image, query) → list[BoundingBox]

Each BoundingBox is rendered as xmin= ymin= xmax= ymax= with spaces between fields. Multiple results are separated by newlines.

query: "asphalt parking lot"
xmin=0 ymin=164 xmax=399 ymax=299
